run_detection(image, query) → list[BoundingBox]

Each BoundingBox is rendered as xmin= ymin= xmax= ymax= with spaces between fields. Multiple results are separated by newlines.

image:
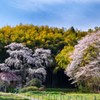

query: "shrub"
xmin=19 ymin=86 xmax=38 ymax=93
xmin=25 ymin=78 xmax=42 ymax=88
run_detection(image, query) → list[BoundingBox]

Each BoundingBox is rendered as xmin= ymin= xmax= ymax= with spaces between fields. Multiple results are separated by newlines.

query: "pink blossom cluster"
xmin=65 ymin=31 xmax=100 ymax=86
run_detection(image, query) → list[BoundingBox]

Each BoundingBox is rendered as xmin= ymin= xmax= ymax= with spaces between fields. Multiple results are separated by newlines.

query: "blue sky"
xmin=0 ymin=0 xmax=100 ymax=30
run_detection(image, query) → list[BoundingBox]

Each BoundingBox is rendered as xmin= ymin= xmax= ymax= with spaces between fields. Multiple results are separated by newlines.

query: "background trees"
xmin=0 ymin=25 xmax=88 ymax=71
xmin=65 ymin=31 xmax=100 ymax=92
xmin=0 ymin=24 xmax=88 ymax=88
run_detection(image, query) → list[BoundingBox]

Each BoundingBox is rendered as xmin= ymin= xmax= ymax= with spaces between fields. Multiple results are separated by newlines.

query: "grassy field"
xmin=0 ymin=88 xmax=100 ymax=100
xmin=22 ymin=89 xmax=100 ymax=100
xmin=0 ymin=92 xmax=29 ymax=100
xmin=25 ymin=93 xmax=100 ymax=100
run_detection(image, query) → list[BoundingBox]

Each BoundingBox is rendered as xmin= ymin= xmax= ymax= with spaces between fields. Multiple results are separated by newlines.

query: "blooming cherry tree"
xmin=65 ymin=31 xmax=100 ymax=91
xmin=0 ymin=43 xmax=52 ymax=87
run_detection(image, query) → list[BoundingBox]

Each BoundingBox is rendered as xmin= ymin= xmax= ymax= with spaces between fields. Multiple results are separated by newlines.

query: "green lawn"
xmin=0 ymin=88 xmax=100 ymax=100
xmin=21 ymin=88 xmax=100 ymax=100
xmin=0 ymin=92 xmax=29 ymax=100
xmin=25 ymin=93 xmax=100 ymax=100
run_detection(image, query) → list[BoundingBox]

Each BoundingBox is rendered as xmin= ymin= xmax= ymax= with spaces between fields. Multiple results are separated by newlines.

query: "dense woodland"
xmin=0 ymin=24 xmax=88 ymax=65
xmin=0 ymin=24 xmax=100 ymax=90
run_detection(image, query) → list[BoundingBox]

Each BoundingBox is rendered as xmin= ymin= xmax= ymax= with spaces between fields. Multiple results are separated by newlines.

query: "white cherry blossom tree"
xmin=65 ymin=31 xmax=100 ymax=92
xmin=0 ymin=43 xmax=53 ymax=87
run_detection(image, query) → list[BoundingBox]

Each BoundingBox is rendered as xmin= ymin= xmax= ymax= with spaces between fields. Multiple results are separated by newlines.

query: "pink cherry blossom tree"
xmin=65 ymin=31 xmax=100 ymax=92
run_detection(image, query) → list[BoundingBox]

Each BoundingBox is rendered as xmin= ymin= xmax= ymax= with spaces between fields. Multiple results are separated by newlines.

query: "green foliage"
xmin=77 ymin=82 xmax=91 ymax=93
xmin=7 ymin=87 xmax=15 ymax=93
xmin=25 ymin=78 xmax=42 ymax=88
xmin=0 ymin=24 xmax=87 ymax=71
xmin=19 ymin=86 xmax=38 ymax=93
xmin=55 ymin=46 xmax=74 ymax=70
xmin=81 ymin=44 xmax=99 ymax=66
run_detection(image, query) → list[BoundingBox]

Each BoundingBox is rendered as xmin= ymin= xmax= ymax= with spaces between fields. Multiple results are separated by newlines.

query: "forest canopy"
xmin=0 ymin=24 xmax=100 ymax=91
xmin=0 ymin=24 xmax=89 ymax=71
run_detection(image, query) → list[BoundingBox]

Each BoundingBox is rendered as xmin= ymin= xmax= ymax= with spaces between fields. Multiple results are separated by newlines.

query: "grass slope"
xmin=0 ymin=92 xmax=29 ymax=100
xmin=0 ymin=88 xmax=100 ymax=100
xmin=21 ymin=88 xmax=100 ymax=100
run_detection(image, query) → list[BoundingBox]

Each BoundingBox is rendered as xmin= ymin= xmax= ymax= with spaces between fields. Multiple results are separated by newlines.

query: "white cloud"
xmin=7 ymin=0 xmax=100 ymax=11
xmin=8 ymin=0 xmax=66 ymax=11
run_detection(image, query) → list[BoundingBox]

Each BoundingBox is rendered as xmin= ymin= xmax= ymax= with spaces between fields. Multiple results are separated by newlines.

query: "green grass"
xmin=0 ymin=92 xmax=29 ymax=100
xmin=21 ymin=88 xmax=100 ymax=100
xmin=0 ymin=88 xmax=100 ymax=100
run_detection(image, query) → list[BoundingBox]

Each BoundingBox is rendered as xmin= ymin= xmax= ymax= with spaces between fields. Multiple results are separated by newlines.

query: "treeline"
xmin=0 ymin=24 xmax=98 ymax=71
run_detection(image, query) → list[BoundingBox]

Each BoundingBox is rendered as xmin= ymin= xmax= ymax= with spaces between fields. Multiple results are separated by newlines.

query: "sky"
xmin=0 ymin=0 xmax=100 ymax=30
